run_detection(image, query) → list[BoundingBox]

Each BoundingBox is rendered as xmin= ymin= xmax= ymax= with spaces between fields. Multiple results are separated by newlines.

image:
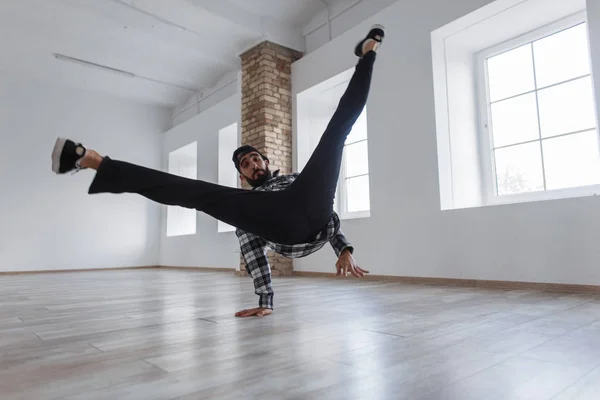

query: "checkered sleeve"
xmin=329 ymin=229 xmax=354 ymax=258
xmin=236 ymin=229 xmax=274 ymax=309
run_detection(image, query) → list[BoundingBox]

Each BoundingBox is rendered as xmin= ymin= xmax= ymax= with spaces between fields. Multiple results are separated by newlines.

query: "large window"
xmin=477 ymin=15 xmax=599 ymax=202
xmin=166 ymin=142 xmax=197 ymax=237
xmin=431 ymin=1 xmax=599 ymax=210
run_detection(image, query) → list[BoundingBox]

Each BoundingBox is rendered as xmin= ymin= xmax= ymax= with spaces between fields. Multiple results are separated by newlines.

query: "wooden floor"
xmin=2 ymin=269 xmax=600 ymax=400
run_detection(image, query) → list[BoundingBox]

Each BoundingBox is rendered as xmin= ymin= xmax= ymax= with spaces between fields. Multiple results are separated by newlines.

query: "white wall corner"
xmin=261 ymin=17 xmax=305 ymax=52
xmin=300 ymin=0 xmax=396 ymax=55
xmin=172 ymin=70 xmax=240 ymax=128
xmin=302 ymin=7 xmax=330 ymax=37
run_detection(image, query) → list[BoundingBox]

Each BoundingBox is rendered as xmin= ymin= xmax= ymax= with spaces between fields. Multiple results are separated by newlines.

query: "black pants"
xmin=89 ymin=51 xmax=376 ymax=245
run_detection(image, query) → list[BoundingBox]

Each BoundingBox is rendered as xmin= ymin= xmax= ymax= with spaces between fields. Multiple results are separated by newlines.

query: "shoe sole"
xmin=51 ymin=137 xmax=66 ymax=174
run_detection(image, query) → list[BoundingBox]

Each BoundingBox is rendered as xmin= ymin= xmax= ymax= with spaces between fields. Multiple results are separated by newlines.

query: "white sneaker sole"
xmin=51 ymin=137 xmax=66 ymax=174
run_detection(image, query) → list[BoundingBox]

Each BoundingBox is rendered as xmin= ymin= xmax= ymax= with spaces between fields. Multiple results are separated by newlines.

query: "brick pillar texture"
xmin=237 ymin=41 xmax=302 ymax=277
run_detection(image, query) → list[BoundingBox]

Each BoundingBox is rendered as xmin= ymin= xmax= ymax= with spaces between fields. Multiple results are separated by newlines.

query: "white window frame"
xmin=166 ymin=141 xmax=198 ymax=237
xmin=335 ymin=107 xmax=371 ymax=220
xmin=475 ymin=11 xmax=600 ymax=206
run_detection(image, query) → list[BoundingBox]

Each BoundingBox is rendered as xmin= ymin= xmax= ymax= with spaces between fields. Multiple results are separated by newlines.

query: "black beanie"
xmin=232 ymin=145 xmax=269 ymax=172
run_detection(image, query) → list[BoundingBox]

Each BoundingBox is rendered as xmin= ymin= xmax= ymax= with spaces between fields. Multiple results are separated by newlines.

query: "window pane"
xmin=346 ymin=175 xmax=370 ymax=212
xmin=344 ymin=141 xmax=369 ymax=178
xmin=533 ymin=23 xmax=591 ymax=88
xmin=542 ymin=130 xmax=600 ymax=190
xmin=538 ymin=76 xmax=597 ymax=138
xmin=487 ymin=44 xmax=535 ymax=102
xmin=167 ymin=206 xmax=196 ymax=237
xmin=346 ymin=107 xmax=367 ymax=145
xmin=167 ymin=142 xmax=197 ymax=236
xmin=490 ymin=92 xmax=540 ymax=148
xmin=494 ymin=142 xmax=544 ymax=195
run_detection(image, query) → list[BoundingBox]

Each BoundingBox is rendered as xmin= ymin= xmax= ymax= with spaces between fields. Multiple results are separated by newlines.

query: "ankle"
xmin=362 ymin=39 xmax=379 ymax=54
xmin=79 ymin=149 xmax=103 ymax=170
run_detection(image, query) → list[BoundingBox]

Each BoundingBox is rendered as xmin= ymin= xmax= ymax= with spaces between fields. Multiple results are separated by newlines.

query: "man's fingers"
xmin=348 ymin=265 xmax=368 ymax=278
xmin=256 ymin=309 xmax=272 ymax=317
xmin=257 ymin=309 xmax=272 ymax=317
xmin=236 ymin=308 xmax=272 ymax=317
xmin=336 ymin=261 xmax=370 ymax=279
xmin=236 ymin=308 xmax=257 ymax=317
xmin=350 ymin=265 xmax=363 ymax=277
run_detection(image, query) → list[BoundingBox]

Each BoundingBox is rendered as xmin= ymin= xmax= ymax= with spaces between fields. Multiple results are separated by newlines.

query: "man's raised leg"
xmin=49 ymin=25 xmax=383 ymax=245
xmin=288 ymin=25 xmax=383 ymax=232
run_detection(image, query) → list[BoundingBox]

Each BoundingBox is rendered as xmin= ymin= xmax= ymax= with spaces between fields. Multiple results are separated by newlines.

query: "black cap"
xmin=232 ymin=145 xmax=269 ymax=172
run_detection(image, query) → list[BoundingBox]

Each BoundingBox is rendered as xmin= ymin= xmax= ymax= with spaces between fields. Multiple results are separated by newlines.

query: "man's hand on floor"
xmin=235 ymin=307 xmax=273 ymax=317
xmin=336 ymin=249 xmax=369 ymax=278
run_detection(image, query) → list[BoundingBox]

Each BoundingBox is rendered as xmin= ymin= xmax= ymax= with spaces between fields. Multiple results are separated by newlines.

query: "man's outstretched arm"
xmin=329 ymin=228 xmax=354 ymax=258
xmin=235 ymin=229 xmax=274 ymax=315
xmin=330 ymin=229 xmax=369 ymax=278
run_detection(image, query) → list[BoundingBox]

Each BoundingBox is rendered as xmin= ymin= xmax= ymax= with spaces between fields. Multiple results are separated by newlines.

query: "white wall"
xmin=0 ymin=76 xmax=171 ymax=272
xmin=159 ymin=93 xmax=241 ymax=269
xmin=302 ymin=0 xmax=398 ymax=53
xmin=292 ymin=0 xmax=600 ymax=285
xmin=589 ymin=0 xmax=600 ymax=127
xmin=171 ymin=72 xmax=239 ymax=128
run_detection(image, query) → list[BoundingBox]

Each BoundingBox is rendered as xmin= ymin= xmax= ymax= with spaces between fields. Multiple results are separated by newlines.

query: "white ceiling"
xmin=0 ymin=0 xmax=331 ymax=109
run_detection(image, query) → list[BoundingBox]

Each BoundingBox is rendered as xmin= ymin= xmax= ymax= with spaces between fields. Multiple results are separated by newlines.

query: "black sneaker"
xmin=354 ymin=24 xmax=385 ymax=57
xmin=51 ymin=137 xmax=87 ymax=174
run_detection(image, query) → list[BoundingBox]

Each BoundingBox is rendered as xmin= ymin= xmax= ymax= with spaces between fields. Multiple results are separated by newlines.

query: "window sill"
xmin=340 ymin=210 xmax=371 ymax=220
xmin=484 ymin=184 xmax=600 ymax=207
xmin=165 ymin=232 xmax=197 ymax=238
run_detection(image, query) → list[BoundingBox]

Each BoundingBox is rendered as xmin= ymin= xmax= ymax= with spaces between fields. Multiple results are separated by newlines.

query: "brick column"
xmin=237 ymin=41 xmax=302 ymax=277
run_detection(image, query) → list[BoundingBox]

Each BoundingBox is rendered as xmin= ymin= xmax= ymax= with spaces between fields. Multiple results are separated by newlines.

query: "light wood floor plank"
xmin=1 ymin=269 xmax=600 ymax=399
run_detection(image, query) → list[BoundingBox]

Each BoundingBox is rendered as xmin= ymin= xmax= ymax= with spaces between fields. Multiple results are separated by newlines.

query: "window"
xmin=296 ymin=68 xmax=371 ymax=219
xmin=217 ymin=122 xmax=239 ymax=233
xmin=477 ymin=16 xmax=600 ymax=202
xmin=166 ymin=142 xmax=197 ymax=237
xmin=337 ymin=107 xmax=371 ymax=218
xmin=431 ymin=0 xmax=598 ymax=210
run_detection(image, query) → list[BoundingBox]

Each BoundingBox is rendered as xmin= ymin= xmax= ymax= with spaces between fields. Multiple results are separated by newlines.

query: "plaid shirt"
xmin=235 ymin=171 xmax=354 ymax=309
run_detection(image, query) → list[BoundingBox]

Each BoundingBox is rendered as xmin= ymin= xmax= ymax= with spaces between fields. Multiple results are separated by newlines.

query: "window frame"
xmin=217 ymin=122 xmax=239 ymax=233
xmin=475 ymin=10 xmax=600 ymax=206
xmin=336 ymin=108 xmax=371 ymax=220
xmin=166 ymin=141 xmax=198 ymax=237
